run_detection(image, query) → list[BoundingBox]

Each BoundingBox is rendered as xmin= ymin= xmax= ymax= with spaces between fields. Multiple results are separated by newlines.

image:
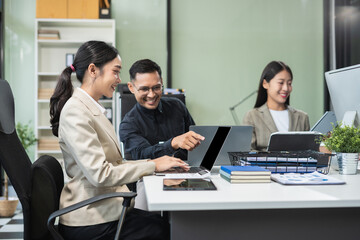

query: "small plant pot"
xmin=337 ymin=153 xmax=359 ymax=175
xmin=0 ymin=197 xmax=19 ymax=217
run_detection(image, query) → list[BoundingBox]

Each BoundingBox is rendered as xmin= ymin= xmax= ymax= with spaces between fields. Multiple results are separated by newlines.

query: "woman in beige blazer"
xmin=50 ymin=41 xmax=188 ymax=240
xmin=243 ymin=61 xmax=310 ymax=151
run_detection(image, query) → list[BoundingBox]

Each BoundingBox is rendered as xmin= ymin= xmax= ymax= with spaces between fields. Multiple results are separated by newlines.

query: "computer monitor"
xmin=325 ymin=64 xmax=360 ymax=127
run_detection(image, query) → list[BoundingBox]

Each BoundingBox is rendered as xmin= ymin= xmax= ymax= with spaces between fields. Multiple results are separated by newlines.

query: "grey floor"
xmin=0 ymin=211 xmax=23 ymax=240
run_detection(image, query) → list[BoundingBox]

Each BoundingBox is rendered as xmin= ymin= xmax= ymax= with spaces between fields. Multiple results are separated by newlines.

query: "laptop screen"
xmin=200 ymin=126 xmax=231 ymax=170
xmin=310 ymin=111 xmax=337 ymax=135
xmin=189 ymin=125 xmax=253 ymax=166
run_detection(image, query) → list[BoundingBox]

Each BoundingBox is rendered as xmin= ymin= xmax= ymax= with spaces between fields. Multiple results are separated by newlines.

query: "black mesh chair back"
xmin=31 ymin=155 xmax=64 ymax=239
xmin=0 ymin=79 xmax=64 ymax=240
xmin=163 ymin=94 xmax=185 ymax=105
xmin=120 ymin=94 xmax=138 ymax=121
xmin=0 ymin=79 xmax=33 ymax=238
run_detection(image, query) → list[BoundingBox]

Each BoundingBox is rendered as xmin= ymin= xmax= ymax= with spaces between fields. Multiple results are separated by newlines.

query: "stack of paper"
xmin=220 ymin=166 xmax=271 ymax=183
xmin=271 ymin=171 xmax=346 ymax=185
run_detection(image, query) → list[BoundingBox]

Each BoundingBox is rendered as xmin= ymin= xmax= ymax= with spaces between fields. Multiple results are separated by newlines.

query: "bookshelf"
xmin=34 ymin=19 xmax=116 ymax=166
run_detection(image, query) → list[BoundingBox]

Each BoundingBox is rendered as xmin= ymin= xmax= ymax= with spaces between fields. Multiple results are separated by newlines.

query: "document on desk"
xmin=271 ymin=171 xmax=346 ymax=185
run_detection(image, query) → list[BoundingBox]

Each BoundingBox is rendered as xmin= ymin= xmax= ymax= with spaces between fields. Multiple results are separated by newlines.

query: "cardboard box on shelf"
xmin=68 ymin=0 xmax=99 ymax=19
xmin=36 ymin=0 xmax=67 ymax=18
xmin=37 ymin=0 xmax=108 ymax=19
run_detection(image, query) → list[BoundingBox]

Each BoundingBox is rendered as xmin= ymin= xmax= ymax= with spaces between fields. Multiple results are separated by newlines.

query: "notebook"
xmin=156 ymin=126 xmax=231 ymax=178
xmin=267 ymin=131 xmax=322 ymax=152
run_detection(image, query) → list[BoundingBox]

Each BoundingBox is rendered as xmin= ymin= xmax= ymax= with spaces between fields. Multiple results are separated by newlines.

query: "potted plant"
xmin=0 ymin=122 xmax=37 ymax=217
xmin=322 ymin=123 xmax=360 ymax=175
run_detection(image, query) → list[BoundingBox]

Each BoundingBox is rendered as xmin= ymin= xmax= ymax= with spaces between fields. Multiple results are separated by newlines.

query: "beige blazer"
xmin=243 ymin=103 xmax=310 ymax=151
xmin=58 ymin=89 xmax=155 ymax=226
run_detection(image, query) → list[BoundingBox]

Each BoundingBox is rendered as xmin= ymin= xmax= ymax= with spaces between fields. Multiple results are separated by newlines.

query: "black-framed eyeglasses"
xmin=132 ymin=83 xmax=163 ymax=95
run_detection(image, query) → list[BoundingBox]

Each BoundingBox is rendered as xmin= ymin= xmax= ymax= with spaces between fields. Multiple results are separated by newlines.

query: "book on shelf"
xmin=164 ymin=88 xmax=185 ymax=95
xmin=220 ymin=165 xmax=271 ymax=176
xmin=220 ymin=174 xmax=271 ymax=183
xmin=38 ymin=29 xmax=60 ymax=40
xmin=219 ymin=169 xmax=270 ymax=180
xmin=38 ymin=88 xmax=54 ymax=99
xmin=38 ymin=138 xmax=60 ymax=151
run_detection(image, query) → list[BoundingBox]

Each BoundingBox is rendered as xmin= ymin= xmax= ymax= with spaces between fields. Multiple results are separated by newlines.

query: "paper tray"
xmin=228 ymin=150 xmax=333 ymax=174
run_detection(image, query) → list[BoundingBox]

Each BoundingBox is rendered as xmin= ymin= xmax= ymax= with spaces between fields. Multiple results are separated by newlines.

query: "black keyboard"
xmin=187 ymin=167 xmax=203 ymax=173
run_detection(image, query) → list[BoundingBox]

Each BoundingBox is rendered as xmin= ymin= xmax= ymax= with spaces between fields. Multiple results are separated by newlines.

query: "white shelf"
xmin=38 ymin=126 xmax=51 ymax=130
xmin=37 ymin=18 xmax=115 ymax=27
xmin=38 ymin=150 xmax=62 ymax=154
xmin=38 ymin=99 xmax=50 ymax=103
xmin=38 ymin=39 xmax=113 ymax=48
xmin=37 ymin=72 xmax=60 ymax=76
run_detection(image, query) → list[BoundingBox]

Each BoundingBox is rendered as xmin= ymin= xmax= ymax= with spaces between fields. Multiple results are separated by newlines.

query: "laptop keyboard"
xmin=187 ymin=167 xmax=203 ymax=173
xmin=166 ymin=166 xmax=203 ymax=173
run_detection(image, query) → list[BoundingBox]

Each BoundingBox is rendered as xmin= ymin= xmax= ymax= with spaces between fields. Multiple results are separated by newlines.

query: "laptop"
xmin=188 ymin=125 xmax=253 ymax=166
xmin=156 ymin=126 xmax=232 ymax=178
xmin=267 ymin=131 xmax=322 ymax=152
xmin=310 ymin=111 xmax=337 ymax=135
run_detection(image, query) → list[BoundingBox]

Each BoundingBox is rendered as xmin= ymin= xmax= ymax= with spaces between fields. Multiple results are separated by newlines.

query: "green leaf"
xmin=322 ymin=122 xmax=360 ymax=153
xmin=15 ymin=121 xmax=37 ymax=152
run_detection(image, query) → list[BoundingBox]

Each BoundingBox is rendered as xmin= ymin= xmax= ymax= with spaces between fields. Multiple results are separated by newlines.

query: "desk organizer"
xmin=228 ymin=150 xmax=333 ymax=174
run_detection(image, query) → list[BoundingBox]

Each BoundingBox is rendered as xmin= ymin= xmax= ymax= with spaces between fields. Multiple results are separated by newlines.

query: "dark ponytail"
xmin=50 ymin=67 xmax=73 ymax=136
xmin=50 ymin=41 xmax=118 ymax=137
xmin=254 ymin=61 xmax=293 ymax=108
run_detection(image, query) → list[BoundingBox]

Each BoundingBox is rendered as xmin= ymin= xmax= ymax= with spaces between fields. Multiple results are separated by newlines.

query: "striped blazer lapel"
xmin=73 ymin=89 xmax=122 ymax=154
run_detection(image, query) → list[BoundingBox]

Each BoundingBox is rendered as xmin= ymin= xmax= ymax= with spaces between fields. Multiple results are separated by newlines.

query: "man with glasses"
xmin=120 ymin=59 xmax=204 ymax=160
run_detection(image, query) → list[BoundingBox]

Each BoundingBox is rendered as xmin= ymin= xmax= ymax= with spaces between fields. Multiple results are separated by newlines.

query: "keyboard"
xmin=187 ymin=167 xmax=204 ymax=173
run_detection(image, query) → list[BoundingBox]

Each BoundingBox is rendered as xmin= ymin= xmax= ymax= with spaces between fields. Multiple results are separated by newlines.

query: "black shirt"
xmin=119 ymin=97 xmax=195 ymax=160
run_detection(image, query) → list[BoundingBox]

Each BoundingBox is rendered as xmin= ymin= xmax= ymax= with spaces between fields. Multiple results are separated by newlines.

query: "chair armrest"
xmin=47 ymin=191 xmax=137 ymax=240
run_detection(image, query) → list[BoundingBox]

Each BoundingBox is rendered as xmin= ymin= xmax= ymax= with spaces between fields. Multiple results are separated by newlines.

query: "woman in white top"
xmin=243 ymin=61 xmax=310 ymax=151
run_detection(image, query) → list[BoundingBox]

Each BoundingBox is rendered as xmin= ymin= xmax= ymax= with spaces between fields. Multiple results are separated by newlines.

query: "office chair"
xmin=0 ymin=79 xmax=136 ymax=240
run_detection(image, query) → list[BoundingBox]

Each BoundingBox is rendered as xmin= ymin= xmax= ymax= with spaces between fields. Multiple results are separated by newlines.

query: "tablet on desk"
xmin=163 ymin=178 xmax=217 ymax=191
xmin=267 ymin=131 xmax=322 ymax=151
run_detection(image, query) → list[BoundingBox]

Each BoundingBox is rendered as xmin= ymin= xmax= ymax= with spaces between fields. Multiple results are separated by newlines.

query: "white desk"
xmin=143 ymin=173 xmax=360 ymax=240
